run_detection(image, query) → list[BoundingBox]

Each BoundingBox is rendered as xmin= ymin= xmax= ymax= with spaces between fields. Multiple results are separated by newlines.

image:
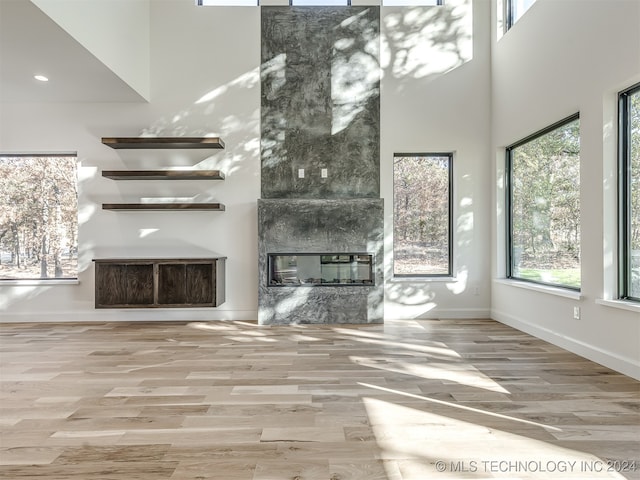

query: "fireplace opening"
xmin=268 ymin=253 xmax=373 ymax=286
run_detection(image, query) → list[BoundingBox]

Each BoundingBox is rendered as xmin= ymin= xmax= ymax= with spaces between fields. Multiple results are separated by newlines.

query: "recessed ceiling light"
xmin=34 ymin=75 xmax=49 ymax=82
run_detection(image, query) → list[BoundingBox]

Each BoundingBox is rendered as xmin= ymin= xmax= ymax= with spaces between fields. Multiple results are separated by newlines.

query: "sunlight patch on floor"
xmin=363 ymin=396 xmax=627 ymax=479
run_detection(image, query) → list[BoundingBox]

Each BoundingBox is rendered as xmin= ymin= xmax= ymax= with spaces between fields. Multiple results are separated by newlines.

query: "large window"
xmin=506 ymin=115 xmax=581 ymax=290
xmin=0 ymin=154 xmax=78 ymax=280
xmin=393 ymin=153 xmax=452 ymax=277
xmin=619 ymin=83 xmax=640 ymax=302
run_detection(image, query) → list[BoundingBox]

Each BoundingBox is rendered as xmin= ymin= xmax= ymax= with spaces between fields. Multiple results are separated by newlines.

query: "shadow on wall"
xmin=383 ymin=1 xmax=477 ymax=317
xmin=385 ymin=159 xmax=478 ymax=316
xmin=1 ymin=3 xmax=475 ymax=315
xmin=260 ymin=7 xmax=380 ymax=199
xmin=77 ymin=65 xmax=262 ymax=260
xmin=382 ymin=2 xmax=473 ymax=86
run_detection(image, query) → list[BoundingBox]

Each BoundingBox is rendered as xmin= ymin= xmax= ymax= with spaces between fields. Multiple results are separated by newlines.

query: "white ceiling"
xmin=0 ymin=0 xmax=146 ymax=103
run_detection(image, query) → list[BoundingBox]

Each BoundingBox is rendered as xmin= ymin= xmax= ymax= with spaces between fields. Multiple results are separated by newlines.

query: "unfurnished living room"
xmin=0 ymin=0 xmax=639 ymax=479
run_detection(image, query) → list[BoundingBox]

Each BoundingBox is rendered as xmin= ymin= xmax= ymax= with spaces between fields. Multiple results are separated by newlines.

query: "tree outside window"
xmin=507 ymin=115 xmax=581 ymax=290
xmin=0 ymin=154 xmax=78 ymax=280
xmin=620 ymin=84 xmax=640 ymax=301
xmin=394 ymin=153 xmax=452 ymax=277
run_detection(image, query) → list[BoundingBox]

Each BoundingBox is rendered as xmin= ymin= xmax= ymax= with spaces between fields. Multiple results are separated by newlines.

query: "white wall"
xmin=381 ymin=0 xmax=493 ymax=319
xmin=1 ymin=0 xmax=492 ymax=324
xmin=31 ymin=0 xmax=151 ymax=100
xmin=1 ymin=2 xmax=261 ymax=322
xmin=491 ymin=0 xmax=640 ymax=379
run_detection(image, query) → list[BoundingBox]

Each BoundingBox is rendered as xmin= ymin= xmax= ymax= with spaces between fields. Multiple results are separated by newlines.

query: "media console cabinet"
xmin=93 ymin=256 xmax=226 ymax=308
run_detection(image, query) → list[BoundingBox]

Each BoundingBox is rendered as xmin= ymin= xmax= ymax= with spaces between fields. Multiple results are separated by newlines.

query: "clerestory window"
xmin=505 ymin=0 xmax=536 ymax=31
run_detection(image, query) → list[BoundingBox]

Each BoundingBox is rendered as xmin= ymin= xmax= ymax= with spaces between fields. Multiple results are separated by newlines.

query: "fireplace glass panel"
xmin=269 ymin=254 xmax=373 ymax=286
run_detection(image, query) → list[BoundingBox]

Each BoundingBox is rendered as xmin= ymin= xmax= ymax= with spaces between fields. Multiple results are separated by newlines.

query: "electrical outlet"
xmin=298 ymin=168 xmax=304 ymax=178
xmin=573 ymin=306 xmax=581 ymax=320
xmin=321 ymin=168 xmax=328 ymax=178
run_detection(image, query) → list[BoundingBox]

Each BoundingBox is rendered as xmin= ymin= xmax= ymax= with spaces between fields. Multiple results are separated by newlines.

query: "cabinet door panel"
xmin=96 ymin=264 xmax=127 ymax=306
xmin=185 ymin=264 xmax=214 ymax=304
xmin=158 ymin=264 xmax=186 ymax=304
xmin=126 ymin=264 xmax=154 ymax=305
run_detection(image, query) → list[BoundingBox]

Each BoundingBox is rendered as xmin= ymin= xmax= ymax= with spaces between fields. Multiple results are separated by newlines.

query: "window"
xmin=197 ymin=0 xmax=257 ymax=6
xmin=393 ymin=153 xmax=452 ymax=277
xmin=383 ymin=0 xmax=441 ymax=5
xmin=506 ymin=114 xmax=580 ymax=290
xmin=505 ymin=0 xmax=536 ymax=31
xmin=0 ymin=154 xmax=78 ymax=280
xmin=290 ymin=0 xmax=349 ymax=5
xmin=199 ymin=0 xmax=442 ymax=6
xmin=619 ymin=83 xmax=640 ymax=302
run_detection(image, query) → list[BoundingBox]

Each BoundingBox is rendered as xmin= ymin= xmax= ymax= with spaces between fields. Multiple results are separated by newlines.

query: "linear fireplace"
xmin=269 ymin=253 xmax=373 ymax=286
xmin=258 ymin=199 xmax=383 ymax=325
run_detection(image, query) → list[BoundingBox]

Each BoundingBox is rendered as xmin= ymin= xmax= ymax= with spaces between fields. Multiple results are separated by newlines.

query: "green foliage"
xmin=516 ymin=267 xmax=581 ymax=289
xmin=510 ymin=118 xmax=581 ymax=288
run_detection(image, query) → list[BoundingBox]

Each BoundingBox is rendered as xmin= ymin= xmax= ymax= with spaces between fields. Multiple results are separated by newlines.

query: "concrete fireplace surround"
xmin=258 ymin=199 xmax=383 ymax=324
xmin=258 ymin=6 xmax=382 ymax=325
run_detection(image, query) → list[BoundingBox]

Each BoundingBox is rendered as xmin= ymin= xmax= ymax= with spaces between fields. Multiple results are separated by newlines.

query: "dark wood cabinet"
xmin=93 ymin=257 xmax=225 ymax=308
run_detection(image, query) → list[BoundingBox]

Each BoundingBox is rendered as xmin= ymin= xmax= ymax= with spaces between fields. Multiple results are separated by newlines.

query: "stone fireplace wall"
xmin=258 ymin=199 xmax=383 ymax=324
xmin=261 ymin=6 xmax=380 ymax=199
xmin=258 ymin=6 xmax=382 ymax=325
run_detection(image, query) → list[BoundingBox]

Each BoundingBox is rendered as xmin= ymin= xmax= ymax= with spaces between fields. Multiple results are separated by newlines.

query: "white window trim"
xmin=0 ymin=279 xmax=80 ymax=286
xmin=595 ymin=298 xmax=640 ymax=314
xmin=389 ymin=276 xmax=458 ymax=283
xmin=495 ymin=278 xmax=582 ymax=301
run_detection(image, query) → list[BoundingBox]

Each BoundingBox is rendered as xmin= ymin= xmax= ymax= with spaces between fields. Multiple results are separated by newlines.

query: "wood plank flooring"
xmin=1 ymin=318 xmax=638 ymax=479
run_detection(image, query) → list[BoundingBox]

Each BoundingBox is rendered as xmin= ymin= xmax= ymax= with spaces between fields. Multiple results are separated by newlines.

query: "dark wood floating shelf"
xmin=101 ymin=137 xmax=225 ymax=149
xmin=102 ymin=170 xmax=225 ymax=180
xmin=102 ymin=203 xmax=225 ymax=211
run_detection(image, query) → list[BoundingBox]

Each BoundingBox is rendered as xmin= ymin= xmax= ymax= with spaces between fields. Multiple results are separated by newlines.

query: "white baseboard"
xmin=0 ymin=309 xmax=259 ymax=323
xmin=491 ymin=308 xmax=640 ymax=381
xmin=2 ymin=307 xmax=492 ymax=323
xmin=403 ymin=308 xmax=492 ymax=319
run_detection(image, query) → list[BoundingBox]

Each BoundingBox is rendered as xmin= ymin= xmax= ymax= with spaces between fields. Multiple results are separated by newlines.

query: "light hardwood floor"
xmin=1 ymin=318 xmax=638 ymax=479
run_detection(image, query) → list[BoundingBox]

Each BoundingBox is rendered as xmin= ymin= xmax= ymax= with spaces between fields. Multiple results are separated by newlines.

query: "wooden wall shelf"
xmin=102 ymin=170 xmax=225 ymax=180
xmin=102 ymin=203 xmax=225 ymax=211
xmin=101 ymin=137 xmax=225 ymax=149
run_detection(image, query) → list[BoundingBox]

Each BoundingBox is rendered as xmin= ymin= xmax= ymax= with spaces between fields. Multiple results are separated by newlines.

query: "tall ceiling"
xmin=0 ymin=0 xmax=146 ymax=103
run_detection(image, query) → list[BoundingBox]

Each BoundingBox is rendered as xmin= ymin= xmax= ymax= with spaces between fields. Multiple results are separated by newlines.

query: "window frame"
xmin=382 ymin=0 xmax=442 ymax=5
xmin=0 ymin=152 xmax=79 ymax=282
xmin=198 ymin=0 xmax=443 ymax=5
xmin=504 ymin=0 xmax=536 ymax=32
xmin=618 ymin=82 xmax=640 ymax=302
xmin=505 ymin=113 xmax=581 ymax=291
xmin=393 ymin=152 xmax=453 ymax=278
